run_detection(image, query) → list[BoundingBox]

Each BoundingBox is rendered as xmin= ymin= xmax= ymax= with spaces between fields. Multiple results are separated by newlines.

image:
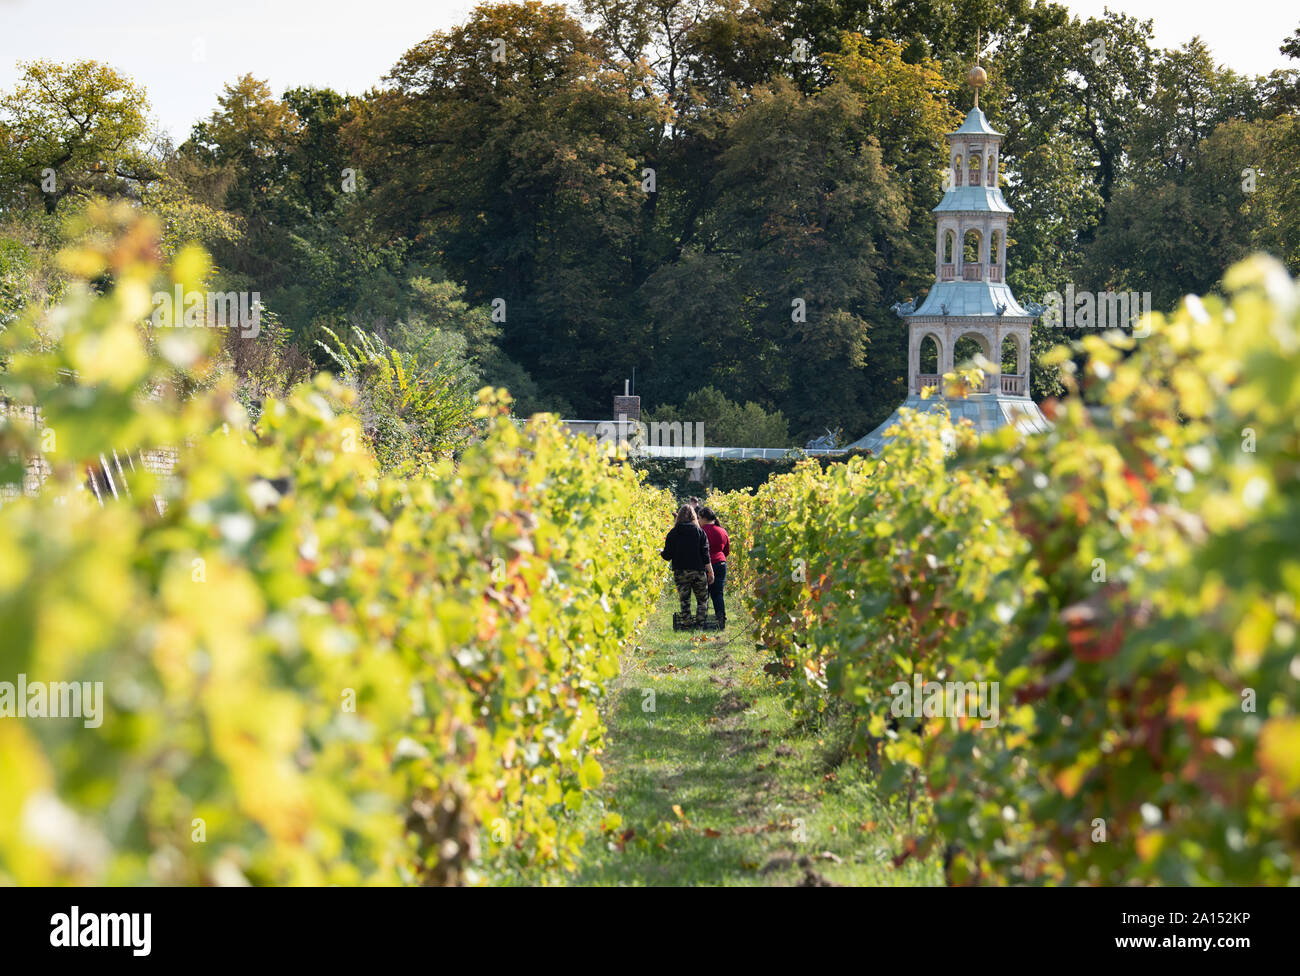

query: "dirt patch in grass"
xmin=714 ymin=690 xmax=752 ymax=716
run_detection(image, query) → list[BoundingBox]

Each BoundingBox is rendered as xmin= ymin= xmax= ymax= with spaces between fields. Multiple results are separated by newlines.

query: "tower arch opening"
xmin=920 ymin=333 xmax=940 ymax=372
xmin=1000 ymin=332 xmax=1028 ymax=394
xmin=962 ymin=229 xmax=983 ymax=279
xmin=916 ymin=332 xmax=942 ymax=393
xmin=1001 ymin=333 xmax=1021 ymax=374
xmin=954 ymin=331 xmax=991 ymax=368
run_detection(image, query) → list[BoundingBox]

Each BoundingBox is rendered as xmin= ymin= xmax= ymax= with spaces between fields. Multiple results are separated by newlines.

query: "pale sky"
xmin=0 ymin=0 xmax=1294 ymax=142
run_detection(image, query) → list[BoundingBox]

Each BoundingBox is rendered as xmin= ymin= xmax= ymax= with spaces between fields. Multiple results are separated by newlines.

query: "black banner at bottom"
xmin=0 ymin=884 xmax=1285 ymax=963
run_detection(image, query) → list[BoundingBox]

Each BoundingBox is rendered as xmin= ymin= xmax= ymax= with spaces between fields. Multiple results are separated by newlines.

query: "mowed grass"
xmin=510 ymin=590 xmax=942 ymax=886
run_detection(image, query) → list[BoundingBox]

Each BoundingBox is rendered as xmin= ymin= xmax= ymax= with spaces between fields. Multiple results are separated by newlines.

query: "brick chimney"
xmin=613 ymin=379 xmax=640 ymax=433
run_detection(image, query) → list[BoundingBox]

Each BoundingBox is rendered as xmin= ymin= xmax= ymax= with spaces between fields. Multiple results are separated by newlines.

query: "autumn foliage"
xmin=0 ymin=209 xmax=668 ymax=884
xmin=717 ymin=255 xmax=1300 ymax=884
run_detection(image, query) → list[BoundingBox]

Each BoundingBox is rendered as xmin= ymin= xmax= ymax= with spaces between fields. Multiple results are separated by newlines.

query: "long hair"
xmin=675 ymin=504 xmax=699 ymax=526
xmin=697 ymin=506 xmax=720 ymax=527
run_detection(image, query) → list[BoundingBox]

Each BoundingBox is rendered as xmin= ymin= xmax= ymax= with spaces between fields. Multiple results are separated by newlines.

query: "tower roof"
xmin=933 ymin=185 xmax=1012 ymax=214
xmin=846 ymin=393 xmax=1052 ymax=453
xmin=910 ymin=280 xmax=1030 ymax=318
xmin=952 ymin=106 xmax=1002 ymax=137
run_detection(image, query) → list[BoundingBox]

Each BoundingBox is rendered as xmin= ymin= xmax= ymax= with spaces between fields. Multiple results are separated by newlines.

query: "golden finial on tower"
xmin=968 ymin=25 xmax=987 ymax=107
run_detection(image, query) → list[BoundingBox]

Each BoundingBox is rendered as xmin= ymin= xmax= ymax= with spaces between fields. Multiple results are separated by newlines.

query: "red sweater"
xmin=702 ymin=524 xmax=729 ymax=564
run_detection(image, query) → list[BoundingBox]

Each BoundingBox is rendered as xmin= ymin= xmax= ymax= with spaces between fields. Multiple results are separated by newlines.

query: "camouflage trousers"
xmin=674 ymin=569 xmax=709 ymax=619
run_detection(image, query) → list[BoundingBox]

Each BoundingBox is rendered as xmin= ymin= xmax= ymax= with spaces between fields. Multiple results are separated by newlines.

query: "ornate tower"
xmin=849 ymin=54 xmax=1050 ymax=453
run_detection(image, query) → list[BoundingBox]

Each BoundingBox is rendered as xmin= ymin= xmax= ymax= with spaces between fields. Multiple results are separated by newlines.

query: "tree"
xmin=1128 ymin=39 xmax=1265 ymax=183
xmin=641 ymin=75 xmax=910 ymax=439
xmin=0 ymin=59 xmax=236 ymax=336
xmin=1261 ymin=22 xmax=1300 ymax=113
xmin=178 ymin=79 xmax=416 ymax=343
xmin=1076 ymin=40 xmax=1284 ymax=306
xmin=390 ymin=276 xmax=563 ymax=416
xmin=280 ymin=86 xmax=354 ymax=219
xmin=0 ymin=60 xmax=156 ymax=214
xmin=1081 ymin=114 xmax=1299 ymax=305
xmin=647 ymin=385 xmax=790 ymax=446
xmin=181 ymin=75 xmax=302 ymax=286
xmin=349 ymin=2 xmax=666 ymax=414
xmin=772 ymin=0 xmax=1035 ymax=74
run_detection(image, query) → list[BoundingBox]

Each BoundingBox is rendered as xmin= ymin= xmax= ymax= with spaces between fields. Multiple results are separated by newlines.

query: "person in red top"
xmin=696 ymin=506 xmax=730 ymax=628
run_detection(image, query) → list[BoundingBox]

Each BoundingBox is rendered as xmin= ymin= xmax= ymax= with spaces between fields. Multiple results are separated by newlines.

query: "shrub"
xmin=721 ymin=256 xmax=1300 ymax=885
xmin=0 ymin=204 xmax=668 ymax=885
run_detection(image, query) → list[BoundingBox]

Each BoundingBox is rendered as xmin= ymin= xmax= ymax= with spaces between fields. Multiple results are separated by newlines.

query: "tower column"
xmin=908 ymin=329 xmax=918 ymax=394
xmin=994 ymin=323 xmax=1004 ymax=385
xmin=1025 ymin=326 xmax=1032 ymax=393
xmin=980 ymin=216 xmax=991 ymax=276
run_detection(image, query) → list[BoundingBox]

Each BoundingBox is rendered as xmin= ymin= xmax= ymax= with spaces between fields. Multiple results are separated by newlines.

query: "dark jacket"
xmin=661 ymin=523 xmax=711 ymax=572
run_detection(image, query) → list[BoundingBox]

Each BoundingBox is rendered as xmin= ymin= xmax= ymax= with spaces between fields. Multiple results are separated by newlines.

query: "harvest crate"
xmin=672 ymin=612 xmax=724 ymax=631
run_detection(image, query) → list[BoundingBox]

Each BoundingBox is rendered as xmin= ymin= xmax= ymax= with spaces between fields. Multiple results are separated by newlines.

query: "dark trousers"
xmin=707 ymin=561 xmax=726 ymax=619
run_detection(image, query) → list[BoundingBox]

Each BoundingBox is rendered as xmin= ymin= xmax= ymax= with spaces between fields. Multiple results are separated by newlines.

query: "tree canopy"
xmin=2 ymin=2 xmax=1296 ymax=441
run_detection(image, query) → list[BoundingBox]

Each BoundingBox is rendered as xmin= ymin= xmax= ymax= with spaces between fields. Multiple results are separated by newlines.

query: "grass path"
xmin=539 ymin=590 xmax=941 ymax=886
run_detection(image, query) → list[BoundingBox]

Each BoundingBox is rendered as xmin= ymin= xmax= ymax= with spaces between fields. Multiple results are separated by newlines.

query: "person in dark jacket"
xmin=661 ymin=504 xmax=713 ymax=623
xmin=697 ymin=506 xmax=729 ymax=628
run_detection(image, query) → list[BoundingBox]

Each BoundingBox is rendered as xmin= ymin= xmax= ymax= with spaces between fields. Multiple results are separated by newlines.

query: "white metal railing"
xmin=2 ymin=400 xmax=176 ymax=513
xmin=630 ymin=445 xmax=848 ymax=459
